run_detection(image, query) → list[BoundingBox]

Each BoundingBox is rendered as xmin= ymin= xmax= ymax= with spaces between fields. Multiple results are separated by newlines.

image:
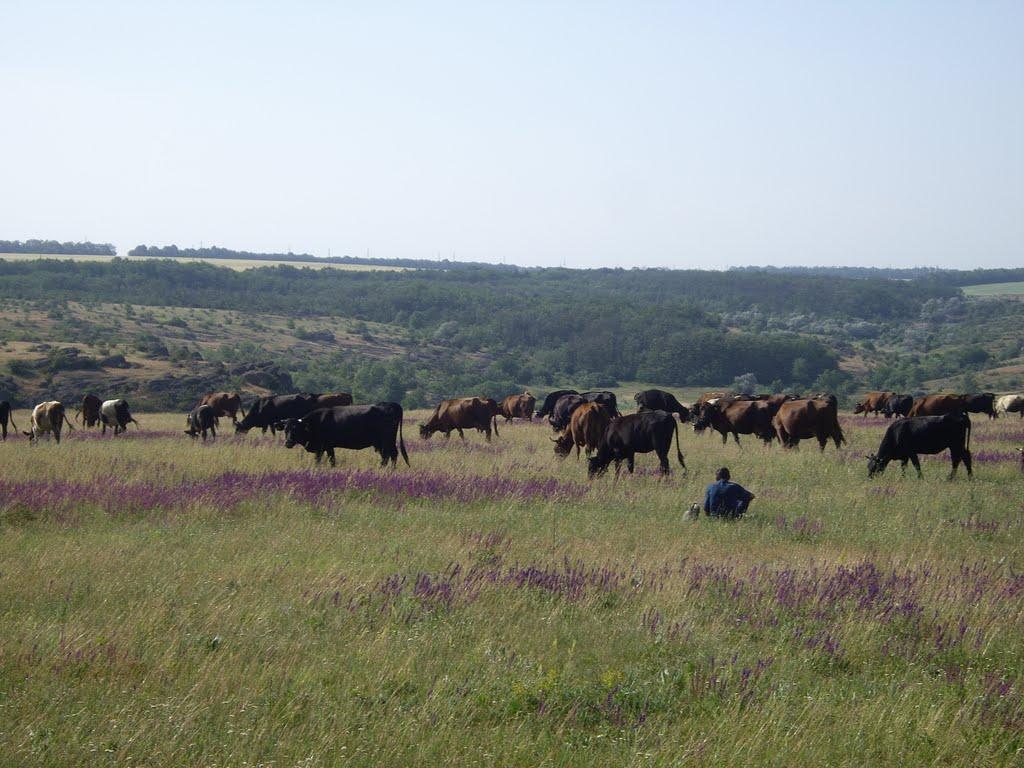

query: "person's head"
xmin=715 ymin=467 xmax=731 ymax=482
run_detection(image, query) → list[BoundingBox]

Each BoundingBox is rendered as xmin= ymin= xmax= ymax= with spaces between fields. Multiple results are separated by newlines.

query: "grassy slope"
xmin=962 ymin=282 xmax=1024 ymax=297
xmin=1 ymin=412 xmax=1023 ymax=766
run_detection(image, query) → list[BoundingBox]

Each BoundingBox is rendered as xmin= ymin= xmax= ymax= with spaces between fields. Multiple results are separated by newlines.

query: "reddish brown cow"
xmin=499 ymin=392 xmax=536 ymax=422
xmin=908 ymin=394 xmax=968 ymax=418
xmin=553 ymin=402 xmax=612 ymax=458
xmin=772 ymin=395 xmax=845 ymax=450
xmin=198 ymin=392 xmax=246 ymax=423
xmin=693 ymin=398 xmax=783 ymax=446
xmin=419 ymin=397 xmax=500 ymax=441
xmin=853 ymin=391 xmax=895 ymax=416
xmin=76 ymin=394 xmax=103 ymax=427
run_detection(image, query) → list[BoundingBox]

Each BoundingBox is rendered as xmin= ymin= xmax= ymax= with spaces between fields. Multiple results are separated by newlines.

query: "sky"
xmin=1 ymin=1 xmax=1021 ymax=269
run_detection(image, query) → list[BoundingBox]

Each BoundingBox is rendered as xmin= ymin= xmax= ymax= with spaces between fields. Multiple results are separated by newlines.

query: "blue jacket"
xmin=703 ymin=480 xmax=754 ymax=517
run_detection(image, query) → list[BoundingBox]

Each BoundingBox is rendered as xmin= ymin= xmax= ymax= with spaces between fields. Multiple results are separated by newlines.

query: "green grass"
xmin=962 ymin=281 xmax=1024 ymax=297
xmin=1 ymin=411 xmax=1023 ymax=765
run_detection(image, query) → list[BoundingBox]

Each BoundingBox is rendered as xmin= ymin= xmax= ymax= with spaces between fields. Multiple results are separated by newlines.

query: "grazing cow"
xmin=282 ymin=403 xmax=409 ymax=467
xmin=549 ymin=394 xmax=588 ymax=431
xmin=691 ymin=391 xmax=730 ymax=425
xmin=963 ymin=392 xmax=997 ymax=419
xmin=185 ymin=404 xmax=217 ymax=441
xmin=867 ymin=412 xmax=972 ymax=479
xmin=499 ymin=392 xmax=536 ymax=422
xmin=580 ymin=391 xmax=620 ymax=418
xmin=634 ymin=389 xmax=691 ymax=422
xmin=235 ymin=393 xmax=325 ymax=434
xmin=198 ymin=391 xmax=246 ymax=423
xmin=587 ymin=410 xmax=686 ymax=478
xmin=99 ymin=399 xmax=139 ymax=435
xmin=537 ymin=390 xmax=579 ymax=421
xmin=0 ymin=400 xmax=16 ymax=441
xmin=24 ymin=401 xmax=75 ymax=444
xmin=881 ymin=394 xmax=913 ymax=419
xmin=553 ymin=401 xmax=612 ymax=459
xmin=908 ymin=394 xmax=968 ymax=418
xmin=692 ymin=398 xmax=780 ymax=446
xmin=772 ymin=395 xmax=845 ymax=450
xmin=75 ymin=394 xmax=102 ymax=427
xmin=419 ymin=397 xmax=500 ymax=441
xmin=996 ymin=394 xmax=1024 ymax=419
xmin=854 ymin=391 xmax=895 ymax=417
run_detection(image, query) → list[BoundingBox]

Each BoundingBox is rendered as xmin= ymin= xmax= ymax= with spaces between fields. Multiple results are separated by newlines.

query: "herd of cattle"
xmin=1 ymin=387 xmax=1022 ymax=479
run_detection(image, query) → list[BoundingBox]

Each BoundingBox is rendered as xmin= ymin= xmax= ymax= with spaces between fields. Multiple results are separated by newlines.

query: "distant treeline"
xmin=0 ymin=259 xmax=863 ymax=388
xmin=0 ymin=239 xmax=116 ymax=256
xmin=730 ymin=265 xmax=1024 ymax=287
xmin=128 ymin=243 xmax=516 ymax=270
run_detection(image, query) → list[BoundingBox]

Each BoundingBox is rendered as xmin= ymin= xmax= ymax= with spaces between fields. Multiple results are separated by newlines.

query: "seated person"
xmin=703 ymin=467 xmax=755 ymax=519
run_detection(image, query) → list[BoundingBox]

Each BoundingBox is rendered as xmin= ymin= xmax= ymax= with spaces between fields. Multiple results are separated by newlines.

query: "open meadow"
xmin=1 ymin=409 xmax=1023 ymax=766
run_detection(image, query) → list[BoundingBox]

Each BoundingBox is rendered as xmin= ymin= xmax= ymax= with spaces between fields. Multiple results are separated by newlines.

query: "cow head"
xmin=281 ymin=419 xmax=308 ymax=449
xmin=419 ymin=424 xmax=435 ymax=439
xmin=866 ymin=453 xmax=884 ymax=477
xmin=551 ymin=431 xmax=574 ymax=457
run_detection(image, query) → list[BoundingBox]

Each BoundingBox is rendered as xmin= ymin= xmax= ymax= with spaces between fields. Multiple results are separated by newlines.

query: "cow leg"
xmin=457 ymin=428 xmax=465 ymax=440
xmin=909 ymin=454 xmax=922 ymax=478
xmin=626 ymin=454 xmax=635 ymax=474
xmin=732 ymin=432 xmax=741 ymax=447
xmin=657 ymin=451 xmax=669 ymax=475
xmin=327 ymin=447 xmax=337 ymax=467
xmin=613 ymin=459 xmax=622 ymax=478
xmin=963 ymin=450 xmax=973 ymax=477
xmin=314 ymin=449 xmax=323 ymax=465
xmin=817 ymin=435 xmax=828 ymax=451
xmin=484 ymin=427 xmax=492 ymax=442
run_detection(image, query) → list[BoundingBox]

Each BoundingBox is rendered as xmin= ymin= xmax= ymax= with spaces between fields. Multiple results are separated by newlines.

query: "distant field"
xmin=2 ymin=412 xmax=1023 ymax=765
xmin=0 ymin=252 xmax=407 ymax=272
xmin=962 ymin=281 xmax=1024 ymax=297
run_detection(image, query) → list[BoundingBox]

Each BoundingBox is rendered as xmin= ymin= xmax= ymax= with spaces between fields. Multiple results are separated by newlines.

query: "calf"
xmin=867 ymin=412 xmax=972 ymax=479
xmin=587 ymin=410 xmax=686 ymax=478
xmin=24 ymin=401 xmax=75 ymax=444
xmin=185 ymin=404 xmax=217 ymax=441
xmin=0 ymin=400 xmax=16 ymax=441
xmin=282 ymin=403 xmax=409 ymax=467
xmin=100 ymin=398 xmax=139 ymax=435
xmin=420 ymin=397 xmax=499 ymax=441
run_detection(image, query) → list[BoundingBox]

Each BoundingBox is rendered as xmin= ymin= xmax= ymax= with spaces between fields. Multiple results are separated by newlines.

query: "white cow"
xmin=996 ymin=394 xmax=1024 ymax=419
xmin=100 ymin=399 xmax=139 ymax=435
xmin=25 ymin=401 xmax=74 ymax=443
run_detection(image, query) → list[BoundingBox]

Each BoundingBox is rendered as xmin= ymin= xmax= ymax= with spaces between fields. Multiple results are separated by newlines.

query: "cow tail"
xmin=132 ymin=416 xmax=141 ymax=429
xmin=73 ymin=409 xmax=81 ymax=423
xmin=9 ymin=412 xmax=17 ymax=432
xmin=492 ymin=415 xmax=499 ymax=438
xmin=63 ymin=413 xmax=76 ymax=431
xmin=674 ymin=419 xmax=686 ymax=473
xmin=398 ymin=417 xmax=410 ymax=466
xmin=966 ymin=414 xmax=972 ymax=453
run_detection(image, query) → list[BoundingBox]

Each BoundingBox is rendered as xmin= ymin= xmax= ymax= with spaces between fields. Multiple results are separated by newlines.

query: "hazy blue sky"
xmin=2 ymin=1 xmax=1021 ymax=268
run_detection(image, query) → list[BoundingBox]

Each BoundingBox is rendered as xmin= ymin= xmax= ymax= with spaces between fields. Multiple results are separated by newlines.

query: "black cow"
xmin=549 ymin=394 xmax=587 ymax=431
xmin=580 ymin=391 xmax=620 ymax=418
xmin=881 ymin=394 xmax=913 ymax=419
xmin=588 ymin=410 xmax=686 ymax=478
xmin=963 ymin=392 xmax=997 ymax=419
xmin=634 ymin=389 xmax=690 ymax=421
xmin=867 ymin=412 xmax=972 ymax=479
xmin=185 ymin=404 xmax=217 ymax=441
xmin=236 ymin=394 xmax=320 ymax=434
xmin=537 ymin=390 xmax=579 ymax=420
xmin=0 ymin=400 xmax=16 ymax=441
xmin=282 ymin=403 xmax=409 ymax=467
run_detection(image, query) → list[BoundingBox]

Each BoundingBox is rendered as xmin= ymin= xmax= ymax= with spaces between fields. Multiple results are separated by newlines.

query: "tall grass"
xmin=1 ymin=412 xmax=1022 ymax=766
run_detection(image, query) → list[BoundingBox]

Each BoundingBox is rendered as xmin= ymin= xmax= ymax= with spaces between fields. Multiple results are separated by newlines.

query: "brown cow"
xmin=553 ymin=401 xmax=612 ymax=458
xmin=693 ymin=398 xmax=785 ymax=446
xmin=198 ymin=392 xmax=247 ymax=423
xmin=499 ymin=392 xmax=536 ymax=422
xmin=76 ymin=394 xmax=102 ymax=427
xmin=772 ymin=395 xmax=845 ymax=450
xmin=312 ymin=392 xmax=354 ymax=409
xmin=24 ymin=401 xmax=75 ymax=444
xmin=419 ymin=397 xmax=500 ymax=441
xmin=853 ymin=391 xmax=895 ymax=417
xmin=908 ymin=394 xmax=968 ymax=418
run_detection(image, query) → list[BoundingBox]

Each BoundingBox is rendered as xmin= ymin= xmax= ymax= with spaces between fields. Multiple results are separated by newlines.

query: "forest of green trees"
xmin=0 ymin=240 xmax=116 ymax=256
